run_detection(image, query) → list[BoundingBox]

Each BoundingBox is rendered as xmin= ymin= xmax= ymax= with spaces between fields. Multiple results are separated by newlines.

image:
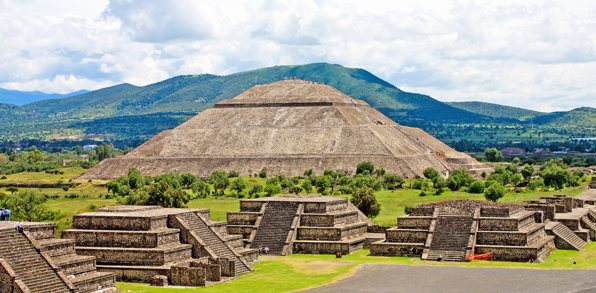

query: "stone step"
xmin=549 ymin=222 xmax=587 ymax=251
xmin=423 ymin=250 xmax=466 ymax=261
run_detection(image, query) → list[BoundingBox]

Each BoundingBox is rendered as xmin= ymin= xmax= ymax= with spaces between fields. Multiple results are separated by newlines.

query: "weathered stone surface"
xmin=79 ymin=80 xmax=490 ymax=180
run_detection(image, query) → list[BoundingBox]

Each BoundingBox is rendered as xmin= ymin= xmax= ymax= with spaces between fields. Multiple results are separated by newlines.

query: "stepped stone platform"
xmin=371 ymin=200 xmax=556 ymax=262
xmin=79 ymin=79 xmax=492 ymax=180
xmin=0 ymin=221 xmax=116 ymax=293
xmin=526 ymin=192 xmax=596 ymax=243
xmin=62 ymin=206 xmax=257 ymax=287
xmin=226 ymin=195 xmax=377 ymax=255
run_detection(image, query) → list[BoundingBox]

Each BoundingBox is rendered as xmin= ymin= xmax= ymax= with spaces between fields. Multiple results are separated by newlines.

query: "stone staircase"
xmin=0 ymin=229 xmax=71 ymax=293
xmin=251 ymin=201 xmax=301 ymax=255
xmin=548 ymin=222 xmax=587 ymax=251
xmin=581 ymin=216 xmax=596 ymax=233
xmin=424 ymin=250 xmax=466 ymax=262
xmin=176 ymin=212 xmax=252 ymax=276
xmin=425 ymin=215 xmax=474 ymax=261
xmin=39 ymin=238 xmax=116 ymax=293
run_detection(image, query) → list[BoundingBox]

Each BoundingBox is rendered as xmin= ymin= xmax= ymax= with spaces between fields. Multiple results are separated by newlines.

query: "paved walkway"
xmin=303 ymin=264 xmax=596 ymax=293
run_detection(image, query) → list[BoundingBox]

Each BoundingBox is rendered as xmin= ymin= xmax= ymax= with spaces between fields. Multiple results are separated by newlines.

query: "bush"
xmin=304 ymin=169 xmax=313 ymax=176
xmin=62 ymin=186 xmax=69 ymax=192
xmin=228 ymin=170 xmax=239 ymax=178
xmin=350 ymin=188 xmax=381 ymax=219
xmin=419 ymin=191 xmax=427 ymax=197
xmin=249 ymin=184 xmax=263 ymax=197
xmin=412 ymin=180 xmax=424 ymax=190
xmin=259 ymin=170 xmax=267 ymax=178
xmin=468 ymin=181 xmax=485 ymax=193
xmin=484 ymin=182 xmax=506 ymax=202
xmin=423 ymin=168 xmax=439 ymax=180
xmin=404 ymin=206 xmax=412 ymax=215
xmin=356 ymin=161 xmax=375 ymax=175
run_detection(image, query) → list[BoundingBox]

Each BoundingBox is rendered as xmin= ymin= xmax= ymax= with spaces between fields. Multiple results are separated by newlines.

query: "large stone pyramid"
xmin=80 ymin=80 xmax=490 ymax=179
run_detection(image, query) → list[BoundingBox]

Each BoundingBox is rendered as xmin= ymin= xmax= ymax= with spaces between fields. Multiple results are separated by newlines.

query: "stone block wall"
xmin=240 ymin=201 xmax=264 ymax=212
xmin=22 ymin=224 xmax=55 ymax=240
xmin=63 ymin=230 xmax=180 ymax=248
xmin=98 ymin=267 xmax=169 ymax=282
xmin=397 ymin=217 xmax=432 ymax=229
xmin=170 ymin=265 xmax=205 ymax=286
xmin=410 ymin=207 xmax=434 ymax=216
xmin=73 ymin=215 xmax=168 ymax=231
xmin=77 ymin=245 xmax=191 ymax=266
xmin=386 ymin=229 xmax=427 ymax=243
xmin=227 ymin=212 xmax=259 ymax=225
xmin=480 ymin=207 xmax=510 ymax=217
xmin=209 ymin=258 xmax=234 ymax=277
xmin=369 ymin=243 xmax=425 ymax=257
xmin=525 ymin=205 xmax=556 ymax=222
xmin=293 ymin=241 xmax=361 ymax=255
xmin=478 ymin=218 xmax=519 ymax=231
xmin=227 ymin=226 xmax=254 ymax=239
xmin=300 ymin=211 xmax=359 ymax=227
xmin=0 ymin=258 xmax=17 ymax=293
xmin=476 ymin=232 xmax=527 ymax=246
xmin=558 ymin=219 xmax=581 ymax=231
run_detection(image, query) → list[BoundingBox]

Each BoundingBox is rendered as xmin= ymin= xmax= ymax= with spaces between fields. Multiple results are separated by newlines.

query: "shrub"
xmin=350 ymin=188 xmax=381 ymax=219
xmin=484 ymin=182 xmax=506 ymax=202
xmin=423 ymin=167 xmax=439 ymax=180
xmin=259 ymin=170 xmax=267 ymax=178
xmin=412 ymin=180 xmax=424 ymax=190
xmin=227 ymin=170 xmax=239 ymax=178
xmin=404 ymin=205 xmax=412 ymax=215
xmin=356 ymin=161 xmax=375 ymax=175
xmin=419 ymin=191 xmax=427 ymax=197
xmin=468 ymin=181 xmax=485 ymax=193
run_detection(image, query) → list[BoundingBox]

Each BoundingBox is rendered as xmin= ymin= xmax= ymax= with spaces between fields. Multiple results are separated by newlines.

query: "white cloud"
xmin=0 ymin=0 xmax=595 ymax=112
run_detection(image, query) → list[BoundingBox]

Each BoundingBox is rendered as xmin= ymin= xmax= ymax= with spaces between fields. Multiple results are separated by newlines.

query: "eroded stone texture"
xmin=79 ymin=80 xmax=492 ymax=180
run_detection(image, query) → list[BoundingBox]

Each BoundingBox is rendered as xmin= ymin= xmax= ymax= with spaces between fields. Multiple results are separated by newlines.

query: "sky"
xmin=1 ymin=0 xmax=595 ymax=112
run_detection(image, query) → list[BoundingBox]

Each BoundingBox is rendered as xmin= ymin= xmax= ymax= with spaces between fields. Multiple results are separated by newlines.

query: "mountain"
xmin=529 ymin=107 xmax=596 ymax=129
xmin=0 ymin=88 xmax=89 ymax=105
xmin=0 ymin=63 xmax=493 ymax=141
xmin=447 ymin=101 xmax=548 ymax=121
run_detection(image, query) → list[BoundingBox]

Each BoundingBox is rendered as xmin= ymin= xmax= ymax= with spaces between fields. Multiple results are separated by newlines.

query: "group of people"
xmin=0 ymin=208 xmax=10 ymax=221
xmin=258 ymin=245 xmax=269 ymax=254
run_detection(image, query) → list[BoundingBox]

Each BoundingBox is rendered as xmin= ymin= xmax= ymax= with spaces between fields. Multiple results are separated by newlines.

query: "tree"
xmin=249 ymin=184 xmax=263 ymax=197
xmin=468 ymin=180 xmax=485 ymax=193
xmin=128 ymin=168 xmax=145 ymax=190
xmin=423 ymin=167 xmax=440 ymax=181
xmin=350 ymin=188 xmax=381 ymax=219
xmin=228 ymin=170 xmax=239 ymax=178
xmin=356 ymin=161 xmax=375 ymax=175
xmin=289 ymin=186 xmax=303 ymax=194
xmin=137 ymin=181 xmax=189 ymax=208
xmin=95 ymin=144 xmax=114 ymax=162
xmin=106 ymin=181 xmax=121 ymax=196
xmin=180 ymin=173 xmax=197 ymax=188
xmin=264 ymin=184 xmax=282 ymax=196
xmin=485 ymin=148 xmax=503 ymax=162
xmin=6 ymin=186 xmax=18 ymax=195
xmin=0 ymin=190 xmax=56 ymax=221
xmin=62 ymin=186 xmax=69 ymax=192
xmin=191 ymin=180 xmax=210 ymax=198
xmin=506 ymin=163 xmax=519 ymax=174
xmin=521 ymin=164 xmax=534 ymax=181
xmin=316 ymin=176 xmax=331 ymax=193
xmin=539 ymin=164 xmax=573 ymax=190
xmin=259 ymin=169 xmax=267 ymax=178
xmin=484 ymin=182 xmax=506 ymax=202
xmin=383 ymin=173 xmax=404 ymax=188
xmin=27 ymin=149 xmax=44 ymax=164
xmin=301 ymin=180 xmax=313 ymax=194
xmin=209 ymin=171 xmax=230 ymax=195
xmin=231 ymin=177 xmax=248 ymax=192
xmin=374 ymin=168 xmax=386 ymax=177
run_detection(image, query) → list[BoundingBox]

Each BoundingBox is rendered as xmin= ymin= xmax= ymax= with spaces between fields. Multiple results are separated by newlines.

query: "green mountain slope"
xmin=447 ymin=101 xmax=548 ymax=121
xmin=530 ymin=107 xmax=596 ymax=128
xmin=0 ymin=63 xmax=491 ymax=141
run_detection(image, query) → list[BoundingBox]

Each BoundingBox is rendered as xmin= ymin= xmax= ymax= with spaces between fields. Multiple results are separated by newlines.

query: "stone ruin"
xmin=61 ymin=206 xmax=258 ymax=287
xmin=0 ymin=221 xmax=116 ymax=293
xmin=371 ymin=200 xmax=557 ymax=262
xmin=79 ymin=80 xmax=491 ymax=180
xmin=226 ymin=195 xmax=380 ymax=255
xmin=525 ymin=190 xmax=596 ymax=249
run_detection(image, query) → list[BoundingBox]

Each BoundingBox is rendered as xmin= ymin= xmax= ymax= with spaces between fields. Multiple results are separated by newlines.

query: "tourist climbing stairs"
xmin=176 ymin=212 xmax=252 ymax=276
xmin=0 ymin=229 xmax=71 ymax=293
xmin=251 ymin=201 xmax=301 ymax=255
xmin=547 ymin=222 xmax=587 ymax=251
xmin=423 ymin=215 xmax=474 ymax=261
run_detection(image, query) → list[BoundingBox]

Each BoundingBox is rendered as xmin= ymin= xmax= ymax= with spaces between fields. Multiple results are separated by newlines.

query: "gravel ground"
xmin=302 ymin=264 xmax=596 ymax=293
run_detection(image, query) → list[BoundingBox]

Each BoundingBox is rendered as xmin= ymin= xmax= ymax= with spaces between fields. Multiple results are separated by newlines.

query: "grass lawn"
xmin=117 ymin=241 xmax=596 ymax=293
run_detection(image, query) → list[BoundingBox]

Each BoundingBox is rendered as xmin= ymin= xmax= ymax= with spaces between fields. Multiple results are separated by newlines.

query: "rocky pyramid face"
xmin=80 ymin=80 xmax=490 ymax=179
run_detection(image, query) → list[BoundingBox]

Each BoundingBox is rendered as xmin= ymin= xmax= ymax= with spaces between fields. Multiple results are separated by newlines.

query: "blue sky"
xmin=1 ymin=0 xmax=595 ymax=112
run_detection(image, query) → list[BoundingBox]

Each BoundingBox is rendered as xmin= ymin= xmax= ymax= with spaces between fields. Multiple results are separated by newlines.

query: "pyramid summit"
xmin=80 ymin=79 xmax=490 ymax=179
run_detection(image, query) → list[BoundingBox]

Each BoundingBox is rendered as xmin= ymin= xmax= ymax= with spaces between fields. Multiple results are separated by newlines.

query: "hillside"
xmin=0 ymin=88 xmax=89 ymax=105
xmin=0 ymin=63 xmax=491 ymax=141
xmin=530 ymin=107 xmax=596 ymax=129
xmin=447 ymin=101 xmax=548 ymax=121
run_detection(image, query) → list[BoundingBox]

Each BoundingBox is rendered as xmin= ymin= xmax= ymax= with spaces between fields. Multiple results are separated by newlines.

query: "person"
xmin=16 ymin=221 xmax=22 ymax=232
xmin=3 ymin=209 xmax=10 ymax=221
xmin=258 ymin=245 xmax=263 ymax=254
xmin=0 ymin=208 xmax=4 ymax=221
xmin=437 ymin=254 xmax=443 ymax=262
xmin=264 ymin=246 xmax=269 ymax=254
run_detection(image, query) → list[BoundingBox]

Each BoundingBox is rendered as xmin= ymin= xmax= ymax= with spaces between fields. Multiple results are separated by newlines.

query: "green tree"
xmin=304 ymin=169 xmax=313 ymax=176
xmin=423 ymin=167 xmax=440 ymax=181
xmin=539 ymin=164 xmax=573 ymax=190
xmin=301 ymin=180 xmax=313 ymax=194
xmin=521 ymin=164 xmax=534 ymax=181
xmin=484 ymin=182 xmax=506 ymax=202
xmin=350 ymin=188 xmax=381 ymax=219
xmin=231 ymin=177 xmax=248 ymax=192
xmin=506 ymin=163 xmax=519 ymax=174
xmin=227 ymin=170 xmax=239 ymax=178
xmin=180 ymin=173 xmax=197 ymax=188
xmin=356 ymin=161 xmax=375 ymax=175
xmin=191 ymin=180 xmax=210 ymax=198
xmin=249 ymin=184 xmax=263 ymax=197
xmin=383 ymin=173 xmax=404 ymax=188
xmin=259 ymin=169 xmax=267 ymax=178
xmin=106 ymin=181 xmax=121 ymax=196
xmin=485 ymin=148 xmax=503 ymax=162
xmin=264 ymin=184 xmax=282 ymax=196
xmin=209 ymin=170 xmax=230 ymax=195
xmin=128 ymin=168 xmax=145 ymax=190
xmin=468 ymin=180 xmax=485 ymax=193
xmin=289 ymin=186 xmax=303 ymax=194
xmin=27 ymin=149 xmax=44 ymax=164
xmin=134 ymin=181 xmax=189 ymax=208
xmin=6 ymin=186 xmax=18 ymax=195
xmin=316 ymin=176 xmax=331 ymax=193
xmin=374 ymin=168 xmax=386 ymax=177
xmin=0 ymin=190 xmax=56 ymax=221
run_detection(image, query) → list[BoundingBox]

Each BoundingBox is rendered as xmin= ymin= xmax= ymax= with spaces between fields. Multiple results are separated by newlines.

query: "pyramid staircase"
xmin=546 ymin=222 xmax=587 ymax=251
xmin=174 ymin=212 xmax=252 ymax=275
xmin=0 ymin=223 xmax=115 ymax=293
xmin=251 ymin=201 xmax=301 ymax=255
xmin=422 ymin=214 xmax=475 ymax=262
